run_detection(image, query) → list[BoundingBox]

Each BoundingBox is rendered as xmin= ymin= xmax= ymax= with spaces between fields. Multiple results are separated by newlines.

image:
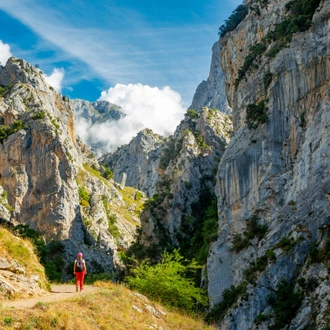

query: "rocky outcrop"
xmin=0 ymin=58 xmax=141 ymax=275
xmin=0 ymin=227 xmax=47 ymax=300
xmin=139 ymin=108 xmax=233 ymax=250
xmin=71 ymin=99 xmax=124 ymax=124
xmin=100 ymin=128 xmax=167 ymax=198
xmin=190 ymin=42 xmax=231 ymax=115
xmin=206 ymin=0 xmax=330 ymax=329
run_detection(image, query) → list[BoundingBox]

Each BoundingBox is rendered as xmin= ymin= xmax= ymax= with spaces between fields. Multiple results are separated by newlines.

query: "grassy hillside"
xmin=0 ymin=282 xmax=215 ymax=330
xmin=0 ymin=227 xmax=48 ymax=293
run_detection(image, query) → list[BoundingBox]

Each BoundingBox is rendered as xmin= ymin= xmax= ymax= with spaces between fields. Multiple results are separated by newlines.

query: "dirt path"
xmin=1 ymin=285 xmax=98 ymax=309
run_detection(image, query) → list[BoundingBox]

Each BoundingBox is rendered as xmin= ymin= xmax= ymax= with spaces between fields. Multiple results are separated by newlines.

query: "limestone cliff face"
xmin=207 ymin=0 xmax=330 ymax=329
xmin=191 ymin=41 xmax=232 ymax=115
xmin=139 ymin=108 xmax=233 ymax=248
xmin=100 ymin=128 xmax=167 ymax=198
xmin=0 ymin=58 xmax=141 ymax=274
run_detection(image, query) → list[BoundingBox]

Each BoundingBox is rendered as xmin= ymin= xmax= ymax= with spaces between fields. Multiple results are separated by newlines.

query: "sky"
xmin=0 ymin=0 xmax=241 ymax=152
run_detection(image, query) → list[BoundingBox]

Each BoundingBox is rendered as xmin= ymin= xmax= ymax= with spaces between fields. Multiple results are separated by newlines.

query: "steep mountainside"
xmin=135 ymin=108 xmax=233 ymax=259
xmin=205 ymin=0 xmax=330 ymax=329
xmin=0 ymin=58 xmax=142 ymax=275
xmin=71 ymin=99 xmax=124 ymax=124
xmin=191 ymin=41 xmax=232 ymax=115
xmin=100 ymin=128 xmax=166 ymax=198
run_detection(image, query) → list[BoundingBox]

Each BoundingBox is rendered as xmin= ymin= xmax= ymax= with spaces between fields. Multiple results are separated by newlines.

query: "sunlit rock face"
xmin=206 ymin=0 xmax=330 ymax=329
xmin=0 ymin=58 xmax=141 ymax=274
xmin=191 ymin=41 xmax=232 ymax=115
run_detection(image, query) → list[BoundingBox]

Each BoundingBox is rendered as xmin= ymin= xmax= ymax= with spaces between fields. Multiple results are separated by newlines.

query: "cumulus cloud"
xmin=75 ymin=83 xmax=186 ymax=155
xmin=0 ymin=40 xmax=12 ymax=66
xmin=44 ymin=68 xmax=65 ymax=92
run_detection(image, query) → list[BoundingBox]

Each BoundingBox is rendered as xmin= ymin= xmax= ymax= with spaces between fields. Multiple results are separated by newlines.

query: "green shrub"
xmin=32 ymin=111 xmax=46 ymax=120
xmin=3 ymin=316 xmax=13 ymax=325
xmin=268 ymin=280 xmax=303 ymax=330
xmin=186 ymin=109 xmax=199 ymax=119
xmin=12 ymin=224 xmax=65 ymax=282
xmin=135 ymin=191 xmax=144 ymax=201
xmin=0 ymin=84 xmax=13 ymax=98
xmin=101 ymin=164 xmax=114 ymax=180
xmin=244 ymin=214 xmax=268 ymax=240
xmin=219 ymin=4 xmax=248 ymax=38
xmin=263 ymin=70 xmax=273 ymax=90
xmin=126 ymin=249 xmax=208 ymax=311
xmin=193 ymin=131 xmax=208 ymax=150
xmin=255 ymin=313 xmax=268 ymax=325
xmin=275 ymin=237 xmax=296 ymax=252
xmin=232 ymin=233 xmax=250 ymax=252
xmin=205 ymin=282 xmax=247 ymax=323
xmin=78 ymin=186 xmax=90 ymax=206
xmin=0 ymin=120 xmax=28 ymax=143
xmin=235 ymin=43 xmax=267 ymax=88
xmin=245 ymin=100 xmax=268 ymax=129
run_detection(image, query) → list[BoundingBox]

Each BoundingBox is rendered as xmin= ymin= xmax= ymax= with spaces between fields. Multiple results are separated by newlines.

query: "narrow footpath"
xmin=1 ymin=285 xmax=98 ymax=309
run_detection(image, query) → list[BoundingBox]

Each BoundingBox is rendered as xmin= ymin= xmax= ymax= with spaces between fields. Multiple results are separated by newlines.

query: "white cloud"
xmin=75 ymin=83 xmax=186 ymax=155
xmin=0 ymin=40 xmax=12 ymax=66
xmin=44 ymin=68 xmax=65 ymax=92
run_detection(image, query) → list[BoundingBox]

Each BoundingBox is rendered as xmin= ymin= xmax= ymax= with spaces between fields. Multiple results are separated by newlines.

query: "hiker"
xmin=74 ymin=252 xmax=87 ymax=292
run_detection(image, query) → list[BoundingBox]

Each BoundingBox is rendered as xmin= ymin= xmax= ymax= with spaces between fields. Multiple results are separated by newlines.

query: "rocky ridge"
xmin=100 ymin=128 xmax=167 ymax=198
xmin=136 ymin=107 xmax=233 ymax=257
xmin=0 ymin=58 xmax=142 ymax=275
xmin=191 ymin=41 xmax=232 ymax=115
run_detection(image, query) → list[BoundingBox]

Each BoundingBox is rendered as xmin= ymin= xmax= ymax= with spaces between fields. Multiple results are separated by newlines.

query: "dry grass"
xmin=0 ymin=282 xmax=215 ymax=330
xmin=0 ymin=228 xmax=46 ymax=283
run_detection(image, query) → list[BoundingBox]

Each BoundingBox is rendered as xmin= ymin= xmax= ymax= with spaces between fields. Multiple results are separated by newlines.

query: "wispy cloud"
xmin=0 ymin=0 xmax=217 ymax=104
xmin=43 ymin=68 xmax=65 ymax=92
xmin=75 ymin=83 xmax=186 ymax=155
xmin=0 ymin=40 xmax=12 ymax=65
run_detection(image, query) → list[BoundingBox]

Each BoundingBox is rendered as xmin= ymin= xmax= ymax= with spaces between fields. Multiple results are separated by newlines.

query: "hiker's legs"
xmin=76 ymin=272 xmax=83 ymax=290
xmin=80 ymin=273 xmax=85 ymax=291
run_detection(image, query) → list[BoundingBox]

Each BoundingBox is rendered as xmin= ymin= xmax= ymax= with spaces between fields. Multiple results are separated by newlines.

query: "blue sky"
xmin=0 ymin=0 xmax=241 ymax=106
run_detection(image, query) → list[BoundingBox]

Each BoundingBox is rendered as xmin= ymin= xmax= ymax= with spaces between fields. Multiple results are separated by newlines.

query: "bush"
xmin=244 ymin=214 xmax=268 ymax=240
xmin=0 ymin=120 xmax=28 ymax=143
xmin=263 ymin=71 xmax=273 ymax=90
xmin=78 ymin=186 xmax=90 ymax=206
xmin=101 ymin=164 xmax=113 ymax=180
xmin=32 ymin=111 xmax=46 ymax=120
xmin=186 ymin=109 xmax=199 ymax=119
xmin=232 ymin=233 xmax=250 ymax=252
xmin=193 ymin=131 xmax=208 ymax=150
xmin=235 ymin=43 xmax=267 ymax=88
xmin=126 ymin=249 xmax=208 ymax=311
xmin=275 ymin=237 xmax=296 ymax=251
xmin=205 ymin=282 xmax=247 ymax=323
xmin=268 ymin=280 xmax=303 ymax=330
xmin=245 ymin=100 xmax=268 ymax=129
xmin=219 ymin=4 xmax=248 ymax=38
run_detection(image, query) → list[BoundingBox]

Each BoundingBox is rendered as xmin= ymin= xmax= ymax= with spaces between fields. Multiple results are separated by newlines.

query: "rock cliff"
xmin=0 ymin=58 xmax=142 ymax=275
xmin=135 ymin=107 xmax=233 ymax=258
xmin=100 ymin=128 xmax=167 ymax=198
xmin=191 ymin=41 xmax=232 ymax=115
xmin=206 ymin=0 xmax=330 ymax=329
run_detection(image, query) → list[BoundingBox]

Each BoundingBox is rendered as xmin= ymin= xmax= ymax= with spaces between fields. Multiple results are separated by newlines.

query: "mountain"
xmin=0 ymin=57 xmax=143 ymax=275
xmin=190 ymin=41 xmax=232 ymax=115
xmin=100 ymin=128 xmax=167 ymax=198
xmin=207 ymin=0 xmax=330 ymax=328
xmin=71 ymin=99 xmax=124 ymax=124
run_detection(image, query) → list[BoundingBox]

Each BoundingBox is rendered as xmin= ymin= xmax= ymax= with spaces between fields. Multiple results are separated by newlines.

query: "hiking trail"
xmin=1 ymin=285 xmax=98 ymax=309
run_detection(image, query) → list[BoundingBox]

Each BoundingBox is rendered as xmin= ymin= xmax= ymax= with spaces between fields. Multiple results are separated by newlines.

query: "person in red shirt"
xmin=74 ymin=252 xmax=87 ymax=292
